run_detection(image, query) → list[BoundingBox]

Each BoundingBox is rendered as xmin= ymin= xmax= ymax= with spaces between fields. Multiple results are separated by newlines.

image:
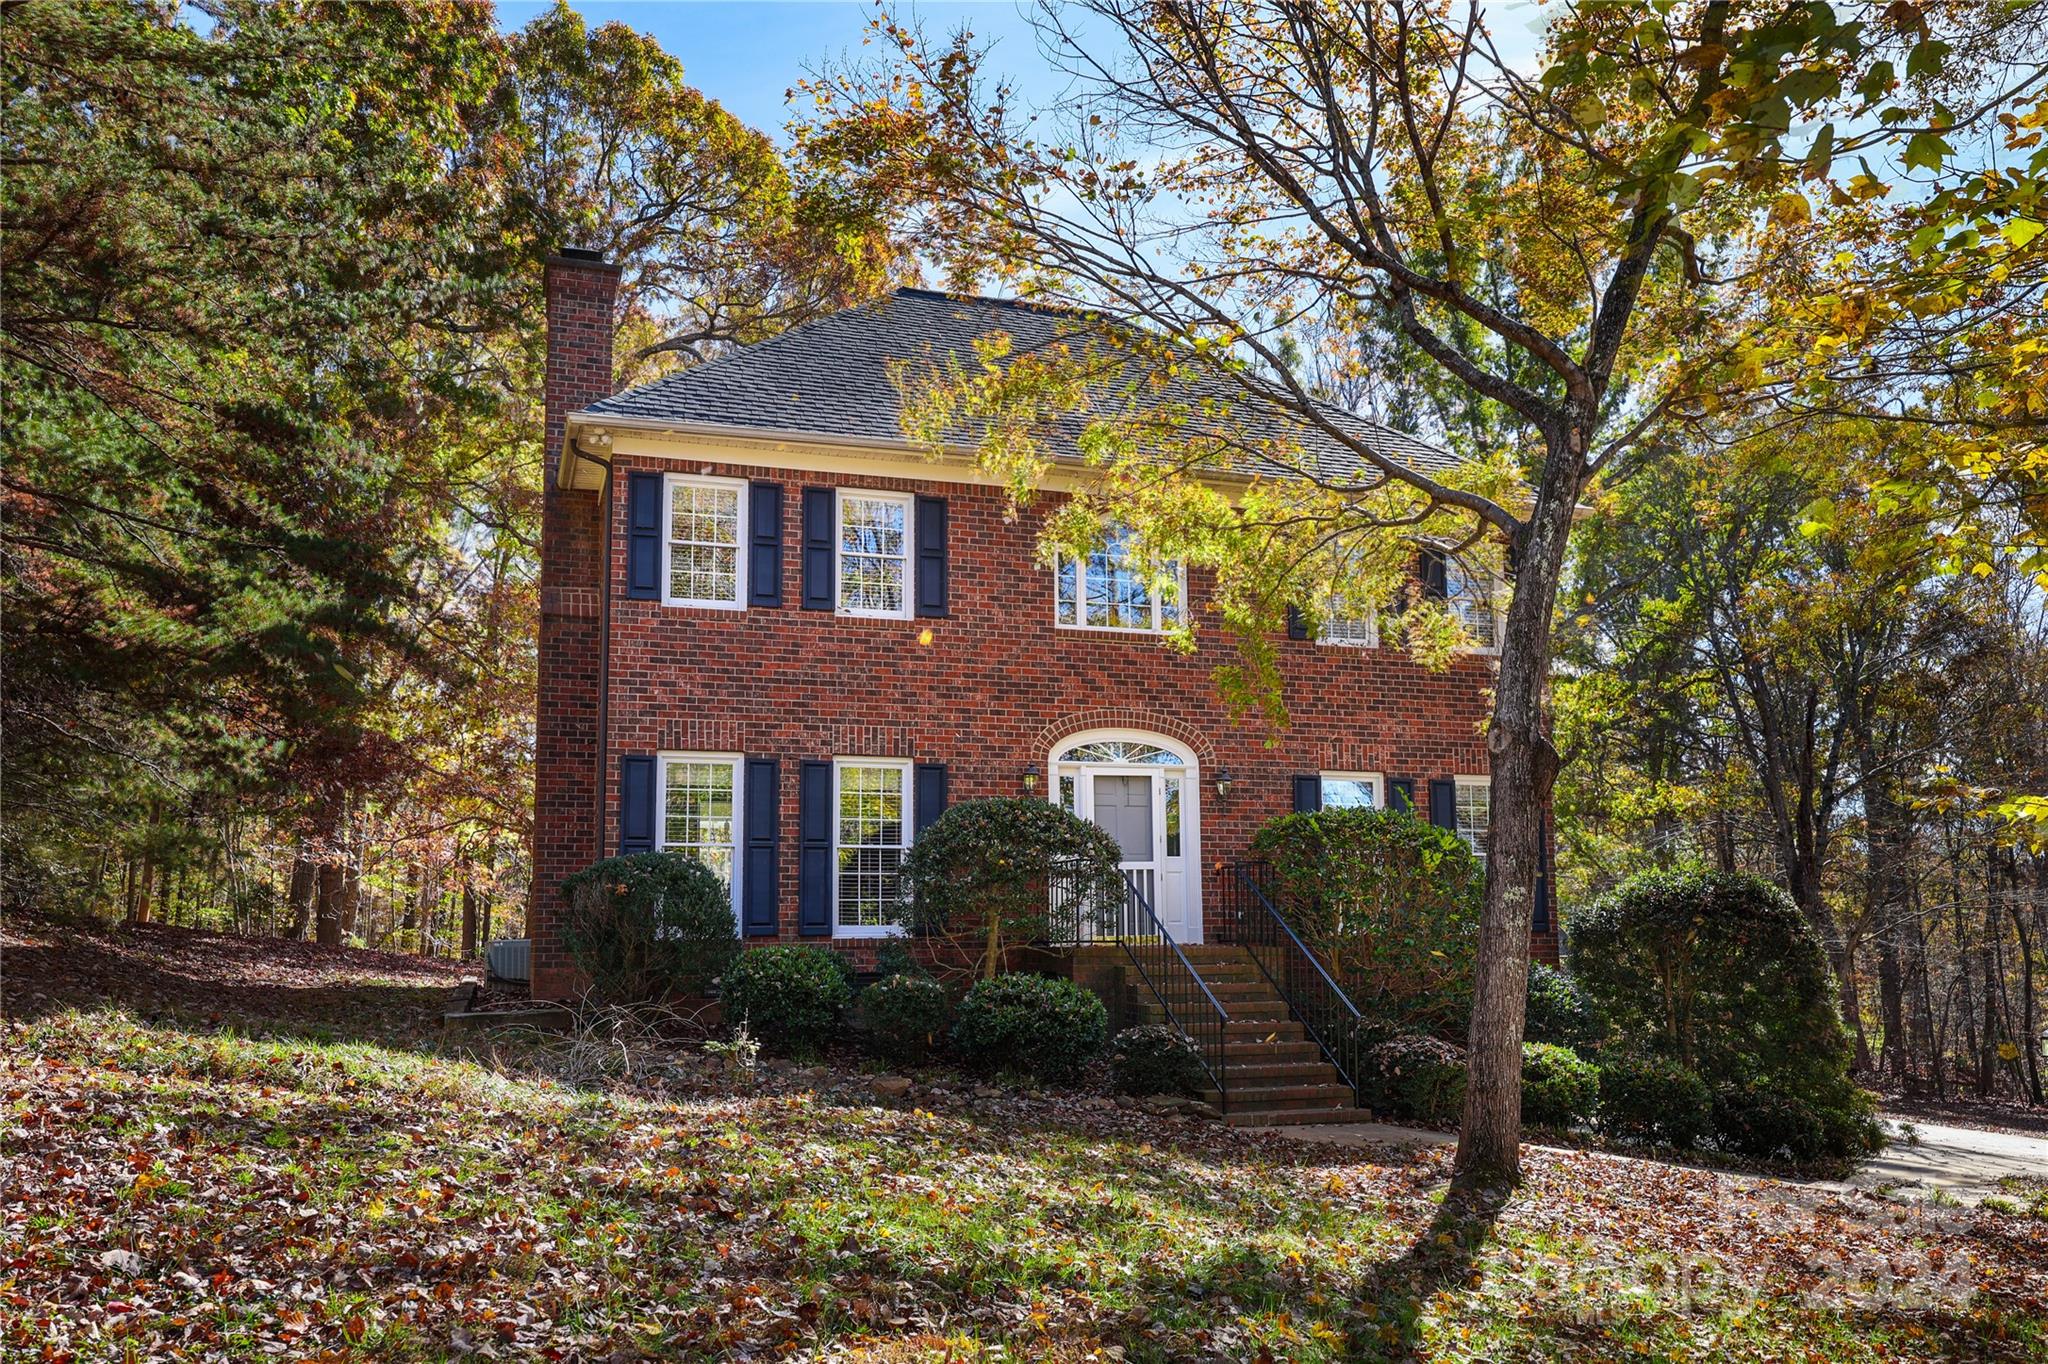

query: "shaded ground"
xmin=1875 ymin=1090 xmax=2048 ymax=1139
xmin=4 ymin=919 xmax=2046 ymax=1362
xmin=1850 ymin=1120 xmax=2048 ymax=1207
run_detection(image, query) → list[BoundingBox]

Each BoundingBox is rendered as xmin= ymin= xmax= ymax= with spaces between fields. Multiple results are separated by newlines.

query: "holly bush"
xmin=558 ymin=853 xmax=738 ymax=1004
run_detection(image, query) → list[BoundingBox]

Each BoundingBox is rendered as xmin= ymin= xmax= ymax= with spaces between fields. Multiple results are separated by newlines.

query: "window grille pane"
xmin=664 ymin=760 xmax=736 ymax=884
xmin=1322 ymin=613 xmax=1376 ymax=647
xmin=1067 ymin=524 xmax=1179 ymax=631
xmin=1056 ymin=556 xmax=1078 ymax=625
xmin=1320 ymin=777 xmax=1378 ymax=809
xmin=1058 ymin=773 xmax=1076 ymax=812
xmin=837 ymin=764 xmax=907 ymax=927
xmin=1446 ymin=561 xmax=1497 ymax=649
xmin=1456 ymin=782 xmax=1491 ymax=867
xmin=668 ymin=483 xmax=742 ymax=603
xmin=1164 ymin=777 xmax=1182 ymax=858
xmin=838 ymin=496 xmax=908 ymax=614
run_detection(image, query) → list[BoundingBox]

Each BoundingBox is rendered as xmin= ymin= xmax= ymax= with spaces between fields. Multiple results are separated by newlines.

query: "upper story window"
xmin=1455 ymin=775 xmax=1491 ymax=868
xmin=665 ymin=475 xmax=747 ymax=609
xmin=838 ymin=490 xmax=912 ymax=619
xmin=1319 ymin=596 xmax=1379 ymax=649
xmin=1055 ymin=523 xmax=1184 ymax=633
xmin=1446 ymin=560 xmax=1499 ymax=651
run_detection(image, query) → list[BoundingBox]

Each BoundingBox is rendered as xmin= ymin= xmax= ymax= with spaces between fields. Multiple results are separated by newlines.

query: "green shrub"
xmin=859 ymin=973 xmax=952 ymax=1062
xmin=1521 ymin=1042 xmax=1600 ymax=1128
xmin=719 ymin=946 xmax=852 ymax=1056
xmin=1248 ymin=808 xmax=1482 ymax=1036
xmin=1711 ymin=1082 xmax=1883 ymax=1163
xmin=1595 ymin=1053 xmax=1712 ymax=1148
xmin=1525 ymin=962 xmax=1606 ymax=1051
xmin=1111 ymin=1025 xmax=1209 ymax=1097
xmin=1365 ymin=1033 xmax=1467 ymax=1123
xmin=557 ymin=853 xmax=739 ymax=1004
xmin=901 ymin=798 xmax=1126 ymax=979
xmin=950 ymin=973 xmax=1108 ymax=1083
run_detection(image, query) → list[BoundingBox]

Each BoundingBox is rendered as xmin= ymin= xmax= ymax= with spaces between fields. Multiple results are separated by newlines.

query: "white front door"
xmin=1076 ymin=766 xmax=1197 ymax=943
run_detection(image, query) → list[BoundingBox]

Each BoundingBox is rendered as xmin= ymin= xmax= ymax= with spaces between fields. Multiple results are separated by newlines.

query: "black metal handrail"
xmin=1223 ymin=860 xmax=1370 ymax=1106
xmin=1044 ymin=860 xmax=1231 ymax=1104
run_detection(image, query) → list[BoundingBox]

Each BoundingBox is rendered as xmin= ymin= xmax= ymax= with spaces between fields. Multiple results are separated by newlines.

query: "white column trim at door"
xmin=1046 ymin=728 xmax=1201 ymax=944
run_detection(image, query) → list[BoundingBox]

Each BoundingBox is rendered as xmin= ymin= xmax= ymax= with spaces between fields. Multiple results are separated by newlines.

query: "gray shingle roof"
xmin=581 ymin=287 xmax=1459 ymax=481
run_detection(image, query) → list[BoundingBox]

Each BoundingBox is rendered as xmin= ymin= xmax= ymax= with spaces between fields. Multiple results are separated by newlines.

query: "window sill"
xmin=658 ymin=598 xmax=746 ymax=612
xmin=1054 ymin=621 xmax=1176 ymax=637
xmin=833 ymin=925 xmax=907 ymax=940
xmin=834 ymin=608 xmax=914 ymax=622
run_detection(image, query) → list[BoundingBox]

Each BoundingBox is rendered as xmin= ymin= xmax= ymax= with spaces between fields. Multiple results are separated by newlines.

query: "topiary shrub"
xmin=1520 ymin=1042 xmax=1600 ymax=1128
xmin=1524 ymin=962 xmax=1606 ymax=1052
xmin=1365 ymin=1033 xmax=1467 ymax=1123
xmin=859 ymin=973 xmax=952 ymax=1062
xmin=1248 ymin=807 xmax=1482 ymax=1037
xmin=719 ymin=946 xmax=853 ymax=1056
xmin=901 ymin=798 xmax=1126 ymax=979
xmin=950 ymin=973 xmax=1108 ymax=1083
xmin=557 ymin=853 xmax=739 ymax=1004
xmin=1111 ymin=1025 xmax=1209 ymax=1097
xmin=1595 ymin=1053 xmax=1712 ymax=1149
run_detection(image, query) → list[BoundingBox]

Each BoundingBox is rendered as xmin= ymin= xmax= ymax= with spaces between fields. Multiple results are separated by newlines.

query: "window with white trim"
xmin=664 ymin=476 xmax=747 ymax=609
xmin=1455 ymin=776 xmax=1491 ymax=868
xmin=1055 ymin=523 xmax=1184 ymax=632
xmin=659 ymin=754 xmax=742 ymax=907
xmin=834 ymin=759 xmax=911 ymax=934
xmin=837 ymin=491 xmax=912 ymax=618
xmin=1319 ymin=772 xmax=1382 ymax=809
xmin=1447 ymin=560 xmax=1499 ymax=651
xmin=1319 ymin=606 xmax=1378 ymax=648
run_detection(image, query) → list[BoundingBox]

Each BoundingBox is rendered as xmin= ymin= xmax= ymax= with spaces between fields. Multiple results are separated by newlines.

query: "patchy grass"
xmin=4 ymin=920 xmax=2046 ymax=1361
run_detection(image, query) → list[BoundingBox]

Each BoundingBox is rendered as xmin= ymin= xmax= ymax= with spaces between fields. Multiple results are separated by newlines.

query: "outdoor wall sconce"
xmin=1213 ymin=768 xmax=1235 ymax=799
xmin=1020 ymin=770 xmax=1040 ymax=793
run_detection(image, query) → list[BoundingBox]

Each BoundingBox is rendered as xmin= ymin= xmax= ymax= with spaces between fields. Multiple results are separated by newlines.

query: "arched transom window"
xmin=1055 ymin=739 xmax=1183 ymax=765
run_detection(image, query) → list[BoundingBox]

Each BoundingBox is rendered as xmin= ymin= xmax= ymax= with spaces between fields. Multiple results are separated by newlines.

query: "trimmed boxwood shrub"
xmin=1111 ymin=1025 xmax=1208 ymax=1097
xmin=1525 ymin=962 xmax=1606 ymax=1052
xmin=1595 ymin=1053 xmax=1712 ymax=1149
xmin=719 ymin=946 xmax=853 ymax=1056
xmin=950 ymin=973 xmax=1108 ymax=1083
xmin=1248 ymin=807 xmax=1482 ymax=1036
xmin=558 ymin=853 xmax=738 ymax=1004
xmin=1521 ymin=1042 xmax=1600 ymax=1128
xmin=901 ymin=798 xmax=1126 ymax=979
xmin=1365 ymin=1033 xmax=1467 ymax=1123
xmin=859 ymin=973 xmax=952 ymax=1062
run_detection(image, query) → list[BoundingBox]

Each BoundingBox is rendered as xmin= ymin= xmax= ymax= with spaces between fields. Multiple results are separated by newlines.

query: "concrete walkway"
xmin=1267 ymin=1114 xmax=2047 ymax=1206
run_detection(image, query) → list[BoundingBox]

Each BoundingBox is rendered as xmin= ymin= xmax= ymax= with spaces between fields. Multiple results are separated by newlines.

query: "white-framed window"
xmin=663 ymin=475 xmax=747 ymax=609
xmin=1054 ymin=523 xmax=1185 ymax=633
xmin=1319 ymin=772 xmax=1383 ymax=809
xmin=1455 ymin=775 xmax=1491 ymax=868
xmin=1446 ymin=560 xmax=1500 ymax=652
xmin=837 ymin=490 xmax=913 ymax=619
xmin=658 ymin=753 xmax=743 ymax=914
xmin=834 ymin=758 xmax=912 ymax=935
xmin=1319 ymin=606 xmax=1379 ymax=648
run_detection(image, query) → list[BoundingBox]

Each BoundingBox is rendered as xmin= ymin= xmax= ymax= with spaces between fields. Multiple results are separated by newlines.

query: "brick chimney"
xmin=531 ymin=248 xmax=619 ymax=1000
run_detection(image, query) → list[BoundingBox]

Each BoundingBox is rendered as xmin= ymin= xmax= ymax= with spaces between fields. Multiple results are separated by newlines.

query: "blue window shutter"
xmin=1419 ymin=545 xmax=1448 ymax=601
xmin=1534 ymin=814 xmax=1554 ymax=934
xmin=619 ymin=755 xmax=656 ymax=853
xmin=748 ymin=483 xmax=784 ymax=608
xmin=914 ymin=763 xmax=948 ymax=837
xmin=626 ymin=472 xmax=662 ymax=600
xmin=1428 ymin=778 xmax=1458 ymax=830
xmin=1285 ymin=605 xmax=1309 ymax=640
xmin=1292 ymin=775 xmax=1321 ymax=813
xmin=914 ymin=496 xmax=949 ymax=617
xmin=1388 ymin=777 xmax=1416 ymax=813
xmin=742 ymin=758 xmax=779 ymax=936
xmin=801 ymin=487 xmax=835 ymax=611
xmin=798 ymin=760 xmax=832 ymax=935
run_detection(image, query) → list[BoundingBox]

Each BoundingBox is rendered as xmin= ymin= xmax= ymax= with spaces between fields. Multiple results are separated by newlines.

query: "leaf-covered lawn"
xmin=4 ymin=920 xmax=2045 ymax=1361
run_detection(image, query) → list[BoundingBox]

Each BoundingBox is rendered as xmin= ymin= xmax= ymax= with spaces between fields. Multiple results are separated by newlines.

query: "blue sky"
xmin=495 ymin=1 xmax=1555 ymax=142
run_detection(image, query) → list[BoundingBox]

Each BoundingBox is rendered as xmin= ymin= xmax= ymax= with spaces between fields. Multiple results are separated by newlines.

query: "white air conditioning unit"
xmin=485 ymin=938 xmax=531 ymax=983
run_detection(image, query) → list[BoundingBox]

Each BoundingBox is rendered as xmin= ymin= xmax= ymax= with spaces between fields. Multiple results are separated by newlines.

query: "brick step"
xmin=1128 ymin=999 xmax=1291 ymax=1024
xmin=1222 ymin=1061 xmax=1344 ymax=1084
xmin=1221 ymin=1039 xmax=1323 ymax=1062
xmin=1188 ymin=978 xmax=1283 ymax=998
xmin=1224 ymin=1020 xmax=1306 ymax=1043
xmin=1186 ymin=964 xmax=1270 ymax=983
xmin=1224 ymin=1106 xmax=1375 ymax=1128
xmin=1211 ymin=1084 xmax=1359 ymax=1111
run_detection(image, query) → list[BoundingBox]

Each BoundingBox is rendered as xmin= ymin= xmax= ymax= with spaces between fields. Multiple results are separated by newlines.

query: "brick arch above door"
xmin=1034 ymin=709 xmax=1216 ymax=770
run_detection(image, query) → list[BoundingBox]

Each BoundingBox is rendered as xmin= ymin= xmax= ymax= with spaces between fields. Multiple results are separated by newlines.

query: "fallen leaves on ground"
xmin=3 ymin=919 xmax=2044 ymax=1361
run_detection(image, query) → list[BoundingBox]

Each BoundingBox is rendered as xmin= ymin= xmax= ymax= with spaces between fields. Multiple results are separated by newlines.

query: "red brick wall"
xmin=567 ymin=453 xmax=1559 ymax=975
xmin=532 ymin=254 xmax=620 ymax=998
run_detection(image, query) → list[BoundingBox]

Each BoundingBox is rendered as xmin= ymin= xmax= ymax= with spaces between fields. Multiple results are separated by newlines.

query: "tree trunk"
xmin=1977 ymin=848 xmax=2002 ymax=1099
xmin=315 ymin=861 xmax=345 ymax=947
xmin=284 ymin=850 xmax=316 ymax=940
xmin=461 ymin=856 xmax=479 ymax=961
xmin=1452 ymin=431 xmax=1577 ymax=1193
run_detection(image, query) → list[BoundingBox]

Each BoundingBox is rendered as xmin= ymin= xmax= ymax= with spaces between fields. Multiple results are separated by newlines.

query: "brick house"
xmin=533 ymin=249 xmax=1555 ymax=1034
